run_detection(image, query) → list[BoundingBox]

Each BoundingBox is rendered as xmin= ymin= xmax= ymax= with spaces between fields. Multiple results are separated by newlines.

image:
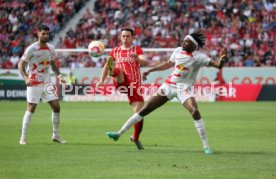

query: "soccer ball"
xmin=88 ymin=41 xmax=105 ymax=57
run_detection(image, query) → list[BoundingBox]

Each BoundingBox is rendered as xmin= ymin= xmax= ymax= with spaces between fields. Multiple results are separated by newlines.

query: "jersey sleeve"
xmin=135 ymin=46 xmax=144 ymax=55
xmin=197 ymin=53 xmax=211 ymax=67
xmin=169 ymin=48 xmax=179 ymax=63
xmin=21 ymin=47 xmax=32 ymax=62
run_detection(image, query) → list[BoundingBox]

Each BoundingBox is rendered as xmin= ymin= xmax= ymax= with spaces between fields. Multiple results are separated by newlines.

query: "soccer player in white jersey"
xmin=18 ymin=24 xmax=66 ymax=145
xmin=106 ymin=30 xmax=227 ymax=154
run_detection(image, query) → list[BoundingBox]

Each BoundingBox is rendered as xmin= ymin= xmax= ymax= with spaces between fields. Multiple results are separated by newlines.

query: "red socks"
xmin=133 ymin=119 xmax=144 ymax=141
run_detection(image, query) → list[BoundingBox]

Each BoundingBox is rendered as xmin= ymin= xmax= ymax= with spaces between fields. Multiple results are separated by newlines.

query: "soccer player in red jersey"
xmin=97 ymin=27 xmax=147 ymax=149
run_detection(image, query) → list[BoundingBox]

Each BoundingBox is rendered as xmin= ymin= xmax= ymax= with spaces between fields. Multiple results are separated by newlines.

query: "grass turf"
xmin=0 ymin=101 xmax=275 ymax=179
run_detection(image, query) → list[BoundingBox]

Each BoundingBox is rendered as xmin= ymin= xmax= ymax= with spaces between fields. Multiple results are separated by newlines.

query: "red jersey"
xmin=109 ymin=46 xmax=143 ymax=85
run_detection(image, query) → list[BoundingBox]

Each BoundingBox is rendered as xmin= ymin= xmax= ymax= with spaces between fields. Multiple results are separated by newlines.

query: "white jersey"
xmin=165 ymin=47 xmax=211 ymax=89
xmin=21 ymin=42 xmax=55 ymax=86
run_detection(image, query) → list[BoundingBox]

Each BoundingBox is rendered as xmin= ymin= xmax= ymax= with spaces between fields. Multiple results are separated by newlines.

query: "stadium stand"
xmin=58 ymin=0 xmax=275 ymax=68
xmin=1 ymin=0 xmax=275 ymax=68
xmin=0 ymin=0 xmax=88 ymax=69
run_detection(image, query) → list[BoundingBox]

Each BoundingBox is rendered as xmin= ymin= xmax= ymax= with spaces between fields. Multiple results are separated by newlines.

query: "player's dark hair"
xmin=38 ymin=24 xmax=50 ymax=32
xmin=190 ymin=30 xmax=206 ymax=48
xmin=121 ymin=27 xmax=135 ymax=36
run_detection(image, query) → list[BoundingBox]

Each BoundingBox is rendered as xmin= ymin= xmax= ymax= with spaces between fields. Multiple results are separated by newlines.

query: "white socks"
xmin=52 ymin=112 xmax=60 ymax=135
xmin=21 ymin=111 xmax=60 ymax=139
xmin=21 ymin=111 xmax=32 ymax=138
xmin=117 ymin=113 xmax=143 ymax=135
xmin=116 ymin=116 xmax=210 ymax=149
xmin=194 ymin=119 xmax=209 ymax=148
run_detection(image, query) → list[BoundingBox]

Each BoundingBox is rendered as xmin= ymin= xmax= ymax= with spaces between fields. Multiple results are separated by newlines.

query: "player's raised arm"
xmin=208 ymin=48 xmax=227 ymax=69
xmin=142 ymin=60 xmax=174 ymax=81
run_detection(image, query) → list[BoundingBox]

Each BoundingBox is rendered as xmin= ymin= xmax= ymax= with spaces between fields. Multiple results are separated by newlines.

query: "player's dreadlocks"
xmin=190 ymin=30 xmax=206 ymax=48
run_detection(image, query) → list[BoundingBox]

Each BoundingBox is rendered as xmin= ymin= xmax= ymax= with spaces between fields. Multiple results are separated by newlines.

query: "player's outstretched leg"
xmin=106 ymin=131 xmax=120 ymax=141
xmin=106 ymin=113 xmax=143 ymax=142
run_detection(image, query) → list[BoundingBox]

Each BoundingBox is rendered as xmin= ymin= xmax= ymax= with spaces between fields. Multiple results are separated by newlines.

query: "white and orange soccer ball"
xmin=88 ymin=41 xmax=105 ymax=57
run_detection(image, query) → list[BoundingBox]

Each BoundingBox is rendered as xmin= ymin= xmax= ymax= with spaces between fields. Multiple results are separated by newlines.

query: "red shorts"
xmin=113 ymin=78 xmax=144 ymax=104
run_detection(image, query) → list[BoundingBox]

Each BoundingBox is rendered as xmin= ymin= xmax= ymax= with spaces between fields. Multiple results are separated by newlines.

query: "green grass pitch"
xmin=0 ymin=101 xmax=275 ymax=179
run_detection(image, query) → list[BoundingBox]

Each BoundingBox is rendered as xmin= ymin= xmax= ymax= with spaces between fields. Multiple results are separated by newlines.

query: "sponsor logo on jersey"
xmin=176 ymin=64 xmax=189 ymax=71
xmin=38 ymin=60 xmax=50 ymax=66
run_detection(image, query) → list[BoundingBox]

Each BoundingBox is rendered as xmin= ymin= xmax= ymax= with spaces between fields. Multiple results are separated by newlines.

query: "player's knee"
xmin=28 ymin=108 xmax=35 ymax=113
xmin=27 ymin=104 xmax=36 ymax=113
xmin=53 ymin=106 xmax=60 ymax=113
xmin=191 ymin=108 xmax=201 ymax=120
xmin=138 ymin=109 xmax=147 ymax=117
xmin=138 ymin=104 xmax=151 ymax=117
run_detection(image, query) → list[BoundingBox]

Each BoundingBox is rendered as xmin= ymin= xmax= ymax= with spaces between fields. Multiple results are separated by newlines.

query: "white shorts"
xmin=158 ymin=83 xmax=192 ymax=104
xmin=27 ymin=84 xmax=59 ymax=104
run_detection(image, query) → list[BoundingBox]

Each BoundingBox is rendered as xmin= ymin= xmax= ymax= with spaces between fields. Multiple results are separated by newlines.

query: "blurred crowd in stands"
xmin=0 ymin=0 xmax=87 ymax=69
xmin=1 ymin=0 xmax=275 ymax=69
